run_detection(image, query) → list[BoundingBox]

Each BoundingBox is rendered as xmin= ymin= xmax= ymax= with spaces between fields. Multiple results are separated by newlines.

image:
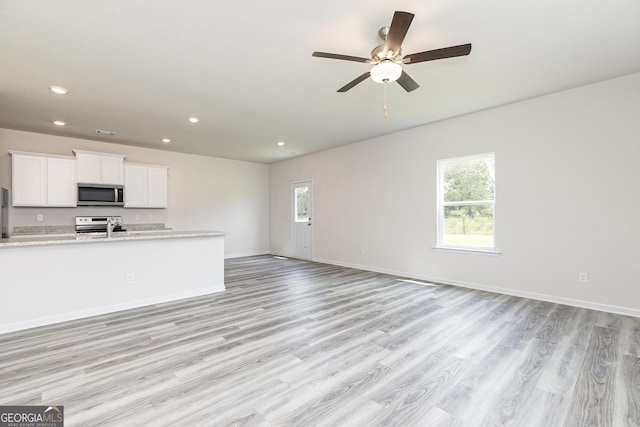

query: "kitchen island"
xmin=0 ymin=230 xmax=227 ymax=333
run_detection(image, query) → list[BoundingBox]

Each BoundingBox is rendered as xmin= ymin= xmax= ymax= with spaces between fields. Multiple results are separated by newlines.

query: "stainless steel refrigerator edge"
xmin=1 ymin=187 xmax=9 ymax=238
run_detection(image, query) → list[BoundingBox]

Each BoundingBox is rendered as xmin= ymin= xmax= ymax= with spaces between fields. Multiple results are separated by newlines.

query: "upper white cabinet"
xmin=124 ymin=163 xmax=168 ymax=208
xmin=123 ymin=164 xmax=146 ymax=207
xmin=11 ymin=152 xmax=46 ymax=206
xmin=73 ymin=150 xmax=125 ymax=185
xmin=9 ymin=149 xmax=169 ymax=209
xmin=10 ymin=151 xmax=77 ymax=207
xmin=47 ymin=157 xmax=78 ymax=206
xmin=146 ymin=166 xmax=168 ymax=208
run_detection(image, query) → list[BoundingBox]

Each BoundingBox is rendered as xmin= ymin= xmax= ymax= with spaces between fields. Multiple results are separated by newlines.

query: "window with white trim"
xmin=437 ymin=153 xmax=495 ymax=251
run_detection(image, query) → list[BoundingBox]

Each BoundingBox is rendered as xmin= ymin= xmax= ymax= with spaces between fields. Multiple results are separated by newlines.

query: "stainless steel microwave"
xmin=77 ymin=184 xmax=124 ymax=206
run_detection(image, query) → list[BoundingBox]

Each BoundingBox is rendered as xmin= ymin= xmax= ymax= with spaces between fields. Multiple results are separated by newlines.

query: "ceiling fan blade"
xmin=403 ymin=43 xmax=472 ymax=64
xmin=396 ymin=71 xmax=419 ymax=92
xmin=337 ymin=72 xmax=371 ymax=92
xmin=383 ymin=11 xmax=415 ymax=58
xmin=312 ymin=51 xmax=371 ymax=63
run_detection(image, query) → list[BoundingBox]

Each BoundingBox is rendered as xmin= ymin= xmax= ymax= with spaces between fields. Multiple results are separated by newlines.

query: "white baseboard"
xmin=269 ymin=250 xmax=292 ymax=258
xmin=0 ymin=287 xmax=225 ymax=335
xmin=225 ymin=251 xmax=271 ymax=259
xmin=312 ymin=257 xmax=640 ymax=319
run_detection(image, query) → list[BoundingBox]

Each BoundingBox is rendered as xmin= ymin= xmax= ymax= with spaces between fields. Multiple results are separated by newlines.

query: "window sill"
xmin=432 ymin=246 xmax=502 ymax=256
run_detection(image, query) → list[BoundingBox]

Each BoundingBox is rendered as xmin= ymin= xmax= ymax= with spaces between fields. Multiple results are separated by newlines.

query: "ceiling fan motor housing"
xmin=378 ymin=26 xmax=390 ymax=41
xmin=373 ymin=26 xmax=404 ymax=60
xmin=372 ymin=43 xmax=401 ymax=61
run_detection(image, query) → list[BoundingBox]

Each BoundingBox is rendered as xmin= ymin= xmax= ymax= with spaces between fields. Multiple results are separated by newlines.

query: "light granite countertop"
xmin=0 ymin=230 xmax=227 ymax=248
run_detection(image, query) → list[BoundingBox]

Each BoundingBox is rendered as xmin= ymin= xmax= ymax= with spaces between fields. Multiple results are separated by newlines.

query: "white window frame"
xmin=436 ymin=153 xmax=498 ymax=254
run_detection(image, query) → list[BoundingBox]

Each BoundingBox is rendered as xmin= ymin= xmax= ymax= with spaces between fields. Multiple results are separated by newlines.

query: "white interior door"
xmin=292 ymin=180 xmax=312 ymax=259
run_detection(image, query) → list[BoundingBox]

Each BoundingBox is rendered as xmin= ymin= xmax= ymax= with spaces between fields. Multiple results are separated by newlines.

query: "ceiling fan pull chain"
xmin=383 ymin=82 xmax=389 ymax=118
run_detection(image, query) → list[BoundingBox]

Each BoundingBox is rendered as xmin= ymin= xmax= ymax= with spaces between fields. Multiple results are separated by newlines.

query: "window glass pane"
xmin=295 ymin=187 xmax=309 ymax=222
xmin=443 ymin=204 xmax=494 ymax=248
xmin=443 ymin=157 xmax=495 ymax=202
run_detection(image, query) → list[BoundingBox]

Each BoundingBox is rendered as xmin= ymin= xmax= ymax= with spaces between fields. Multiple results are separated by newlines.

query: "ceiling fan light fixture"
xmin=370 ymin=61 xmax=402 ymax=84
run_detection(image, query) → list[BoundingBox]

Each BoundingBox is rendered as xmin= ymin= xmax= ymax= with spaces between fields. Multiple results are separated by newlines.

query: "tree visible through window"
xmin=295 ymin=186 xmax=309 ymax=222
xmin=437 ymin=153 xmax=495 ymax=250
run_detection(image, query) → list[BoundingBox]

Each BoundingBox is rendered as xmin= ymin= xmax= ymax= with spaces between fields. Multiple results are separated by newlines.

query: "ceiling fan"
xmin=312 ymin=11 xmax=472 ymax=93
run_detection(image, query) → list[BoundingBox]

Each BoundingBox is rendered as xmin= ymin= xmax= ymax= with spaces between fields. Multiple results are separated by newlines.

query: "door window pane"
xmin=295 ymin=187 xmax=309 ymax=222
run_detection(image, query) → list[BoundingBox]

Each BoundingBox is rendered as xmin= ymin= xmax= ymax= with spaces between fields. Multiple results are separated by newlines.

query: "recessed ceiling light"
xmin=188 ymin=117 xmax=199 ymax=124
xmin=162 ymin=138 xmax=171 ymax=143
xmin=277 ymin=141 xmax=285 ymax=146
xmin=49 ymin=86 xmax=68 ymax=95
xmin=52 ymin=120 xmax=66 ymax=126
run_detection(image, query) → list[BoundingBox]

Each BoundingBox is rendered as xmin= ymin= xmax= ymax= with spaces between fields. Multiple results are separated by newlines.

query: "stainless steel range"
xmin=76 ymin=216 xmax=126 ymax=236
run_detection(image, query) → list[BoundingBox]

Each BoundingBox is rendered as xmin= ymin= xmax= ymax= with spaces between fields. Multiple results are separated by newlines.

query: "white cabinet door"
xmin=47 ymin=157 xmax=77 ymax=207
xmin=146 ymin=166 xmax=168 ymax=208
xmin=124 ymin=164 xmax=147 ymax=208
xmin=124 ymin=163 xmax=168 ymax=208
xmin=11 ymin=154 xmax=47 ymax=206
xmin=76 ymin=153 xmax=101 ymax=184
xmin=101 ymin=156 xmax=125 ymax=185
xmin=74 ymin=150 xmax=125 ymax=185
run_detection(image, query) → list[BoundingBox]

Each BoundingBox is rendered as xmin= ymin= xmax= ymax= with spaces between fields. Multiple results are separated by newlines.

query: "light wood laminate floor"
xmin=1 ymin=255 xmax=639 ymax=426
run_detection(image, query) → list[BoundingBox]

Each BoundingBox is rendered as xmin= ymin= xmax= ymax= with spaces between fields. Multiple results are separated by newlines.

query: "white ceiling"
xmin=1 ymin=1 xmax=639 ymax=164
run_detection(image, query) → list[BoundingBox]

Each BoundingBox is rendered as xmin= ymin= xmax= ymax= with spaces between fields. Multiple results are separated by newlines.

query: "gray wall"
xmin=270 ymin=72 xmax=640 ymax=315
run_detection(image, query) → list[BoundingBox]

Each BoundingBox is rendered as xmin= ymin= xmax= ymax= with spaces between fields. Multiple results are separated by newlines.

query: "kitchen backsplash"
xmin=12 ymin=223 xmax=169 ymax=236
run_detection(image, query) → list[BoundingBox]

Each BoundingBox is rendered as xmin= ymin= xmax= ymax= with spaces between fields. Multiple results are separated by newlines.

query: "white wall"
xmin=0 ymin=129 xmax=270 ymax=257
xmin=270 ymin=72 xmax=640 ymax=315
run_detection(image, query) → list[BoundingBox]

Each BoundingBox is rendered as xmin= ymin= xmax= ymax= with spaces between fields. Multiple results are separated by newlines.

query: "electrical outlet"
xmin=578 ymin=272 xmax=589 ymax=283
xmin=37 ymin=214 xmax=44 ymax=221
xmin=126 ymin=273 xmax=135 ymax=284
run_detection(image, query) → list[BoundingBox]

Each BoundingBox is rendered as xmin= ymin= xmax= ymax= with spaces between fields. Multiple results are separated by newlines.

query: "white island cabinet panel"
xmin=124 ymin=163 xmax=168 ymax=208
xmin=0 ymin=232 xmax=226 ymax=333
xmin=10 ymin=151 xmax=77 ymax=207
xmin=74 ymin=150 xmax=125 ymax=185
